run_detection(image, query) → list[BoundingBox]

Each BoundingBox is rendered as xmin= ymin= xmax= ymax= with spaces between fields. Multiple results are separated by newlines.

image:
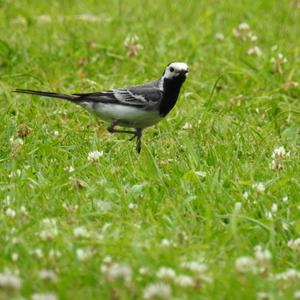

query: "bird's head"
xmin=162 ymin=62 xmax=189 ymax=81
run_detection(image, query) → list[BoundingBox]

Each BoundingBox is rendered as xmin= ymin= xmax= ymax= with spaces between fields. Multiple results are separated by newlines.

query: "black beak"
xmin=180 ymin=70 xmax=189 ymax=75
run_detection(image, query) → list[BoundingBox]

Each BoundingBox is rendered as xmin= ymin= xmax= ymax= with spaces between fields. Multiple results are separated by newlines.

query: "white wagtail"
xmin=15 ymin=62 xmax=189 ymax=153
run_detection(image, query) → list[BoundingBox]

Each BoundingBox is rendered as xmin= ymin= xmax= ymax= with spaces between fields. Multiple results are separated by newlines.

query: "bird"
xmin=14 ymin=62 xmax=189 ymax=153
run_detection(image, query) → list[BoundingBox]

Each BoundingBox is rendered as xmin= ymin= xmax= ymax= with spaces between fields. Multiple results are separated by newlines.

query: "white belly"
xmin=88 ymin=102 xmax=162 ymax=128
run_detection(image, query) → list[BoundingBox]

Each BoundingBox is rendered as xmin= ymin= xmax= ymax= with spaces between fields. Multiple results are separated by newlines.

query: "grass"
xmin=1 ymin=0 xmax=300 ymax=299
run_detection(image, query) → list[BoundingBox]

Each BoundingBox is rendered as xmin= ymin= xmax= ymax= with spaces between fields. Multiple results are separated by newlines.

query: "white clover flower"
xmin=100 ymin=264 xmax=108 ymax=273
xmin=52 ymin=109 xmax=68 ymax=115
xmin=62 ymin=203 xmax=78 ymax=212
xmin=247 ymin=46 xmax=262 ymax=57
xmin=11 ymin=16 xmax=27 ymax=26
xmin=11 ymin=237 xmax=19 ymax=245
xmin=288 ymin=238 xmax=300 ymax=252
xmin=271 ymin=203 xmax=278 ymax=213
xmin=243 ymin=191 xmax=249 ymax=199
xmin=238 ymin=22 xmax=250 ymax=31
xmin=9 ymin=137 xmax=24 ymax=146
xmin=265 ymin=211 xmax=273 ymax=220
xmin=181 ymin=261 xmax=207 ymax=274
xmin=161 ymin=239 xmax=171 ymax=248
xmin=285 ymin=269 xmax=300 ymax=280
xmin=11 ymin=253 xmax=19 ymax=262
xmin=275 ymin=269 xmax=300 ymax=281
xmin=257 ymin=292 xmax=271 ymax=300
xmin=272 ymin=146 xmax=286 ymax=159
xmin=254 ymin=245 xmax=272 ymax=273
xmin=48 ymin=249 xmax=61 ymax=259
xmin=271 ymin=45 xmax=278 ymax=51
xmin=20 ymin=205 xmax=28 ymax=215
xmin=139 ymin=267 xmax=149 ymax=276
xmin=52 ymin=130 xmax=59 ymax=137
xmin=294 ymin=291 xmax=300 ymax=299
xmin=182 ymin=122 xmax=193 ymax=130
xmin=215 ymin=32 xmax=225 ymax=41
xmin=6 ymin=208 xmax=16 ymax=218
xmin=235 ymin=256 xmax=256 ymax=273
xmin=30 ymin=248 xmax=44 ymax=259
xmin=102 ymin=263 xmax=132 ymax=283
xmin=270 ymin=159 xmax=279 ymax=170
xmin=182 ymin=261 xmax=211 ymax=284
xmin=278 ymin=53 xmax=288 ymax=63
xmin=87 ymin=150 xmax=103 ymax=161
xmin=38 ymin=269 xmax=57 ymax=282
xmin=235 ymin=202 xmax=242 ymax=212
xmin=124 ymin=34 xmax=140 ymax=47
xmin=254 ymin=245 xmax=272 ymax=260
xmin=175 ymin=275 xmax=194 ymax=288
xmin=270 ymin=53 xmax=288 ymax=74
xmin=124 ymin=34 xmax=143 ymax=57
xmin=156 ymin=267 xmax=176 ymax=281
xmin=282 ymin=222 xmax=289 ymax=231
xmin=3 ymin=195 xmax=12 ymax=205
xmin=195 ymin=171 xmax=207 ymax=178
xmin=3 ymin=268 xmax=20 ymax=275
xmin=249 ymin=34 xmax=258 ymax=42
xmin=134 ymin=223 xmax=141 ymax=229
xmin=95 ymin=200 xmax=112 ymax=212
xmin=68 ymin=166 xmax=75 ymax=173
xmin=143 ymin=283 xmax=171 ymax=299
xmin=39 ymin=218 xmax=58 ymax=240
xmin=103 ymin=255 xmax=112 ymax=264
xmin=282 ymin=196 xmax=289 ymax=203
xmin=42 ymin=218 xmax=56 ymax=226
xmin=252 ymin=182 xmax=265 ymax=193
xmin=233 ymin=22 xmax=251 ymax=40
xmin=36 ymin=15 xmax=52 ymax=24
xmin=270 ymin=146 xmax=289 ymax=171
xmin=97 ymin=234 xmax=104 ymax=241
xmin=0 ymin=272 xmax=22 ymax=290
xmin=73 ymin=226 xmax=90 ymax=238
xmin=77 ymin=14 xmax=102 ymax=23
xmin=31 ymin=293 xmax=58 ymax=300
xmin=76 ymin=248 xmax=93 ymax=261
xmin=128 ymin=203 xmax=138 ymax=210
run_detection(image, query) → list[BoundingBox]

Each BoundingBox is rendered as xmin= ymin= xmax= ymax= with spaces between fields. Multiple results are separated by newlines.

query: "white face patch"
xmin=163 ymin=62 xmax=189 ymax=79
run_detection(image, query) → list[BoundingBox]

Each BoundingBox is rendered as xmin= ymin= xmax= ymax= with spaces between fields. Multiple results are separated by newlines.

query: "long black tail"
xmin=14 ymin=89 xmax=78 ymax=102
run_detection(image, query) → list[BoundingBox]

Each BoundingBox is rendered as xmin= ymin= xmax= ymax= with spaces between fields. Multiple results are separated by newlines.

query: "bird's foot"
xmin=128 ymin=128 xmax=142 ymax=153
xmin=107 ymin=121 xmax=142 ymax=153
xmin=136 ymin=137 xmax=142 ymax=153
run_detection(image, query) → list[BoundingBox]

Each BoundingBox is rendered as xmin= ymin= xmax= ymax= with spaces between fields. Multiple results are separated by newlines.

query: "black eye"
xmin=169 ymin=67 xmax=174 ymax=72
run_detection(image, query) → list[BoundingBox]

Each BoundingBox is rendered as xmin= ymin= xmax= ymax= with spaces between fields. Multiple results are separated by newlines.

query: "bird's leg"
xmin=135 ymin=128 xmax=142 ymax=153
xmin=128 ymin=128 xmax=142 ymax=153
xmin=107 ymin=121 xmax=142 ymax=153
xmin=107 ymin=120 xmax=136 ymax=135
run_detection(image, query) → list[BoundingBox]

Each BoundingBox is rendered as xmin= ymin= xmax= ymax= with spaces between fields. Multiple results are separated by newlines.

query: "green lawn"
xmin=1 ymin=0 xmax=300 ymax=299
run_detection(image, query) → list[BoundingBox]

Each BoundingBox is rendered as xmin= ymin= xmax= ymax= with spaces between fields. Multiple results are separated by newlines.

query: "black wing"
xmin=73 ymin=81 xmax=163 ymax=109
